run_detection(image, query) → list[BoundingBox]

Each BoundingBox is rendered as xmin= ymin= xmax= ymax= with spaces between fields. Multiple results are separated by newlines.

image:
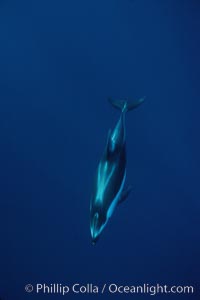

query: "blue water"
xmin=0 ymin=0 xmax=200 ymax=299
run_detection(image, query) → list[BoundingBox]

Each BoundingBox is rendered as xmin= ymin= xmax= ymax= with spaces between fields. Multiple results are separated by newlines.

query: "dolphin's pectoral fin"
xmin=118 ymin=186 xmax=132 ymax=205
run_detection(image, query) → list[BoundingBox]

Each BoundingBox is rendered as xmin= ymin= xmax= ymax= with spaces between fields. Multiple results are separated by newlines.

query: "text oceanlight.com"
xmin=25 ymin=283 xmax=194 ymax=296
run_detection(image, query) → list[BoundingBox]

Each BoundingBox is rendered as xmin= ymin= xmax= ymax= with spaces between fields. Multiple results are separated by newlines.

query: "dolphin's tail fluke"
xmin=108 ymin=97 xmax=145 ymax=113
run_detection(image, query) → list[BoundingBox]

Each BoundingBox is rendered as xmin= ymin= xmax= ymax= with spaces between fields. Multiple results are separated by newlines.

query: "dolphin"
xmin=90 ymin=97 xmax=144 ymax=244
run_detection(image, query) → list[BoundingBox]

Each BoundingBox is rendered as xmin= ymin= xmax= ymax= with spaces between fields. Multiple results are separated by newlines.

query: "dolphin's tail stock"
xmin=108 ymin=97 xmax=145 ymax=113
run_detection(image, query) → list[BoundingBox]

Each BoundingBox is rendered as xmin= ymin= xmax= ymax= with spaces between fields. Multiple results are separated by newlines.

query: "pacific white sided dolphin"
xmin=90 ymin=97 xmax=144 ymax=244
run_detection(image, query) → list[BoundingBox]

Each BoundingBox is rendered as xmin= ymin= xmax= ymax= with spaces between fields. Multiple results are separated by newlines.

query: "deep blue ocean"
xmin=0 ymin=0 xmax=200 ymax=299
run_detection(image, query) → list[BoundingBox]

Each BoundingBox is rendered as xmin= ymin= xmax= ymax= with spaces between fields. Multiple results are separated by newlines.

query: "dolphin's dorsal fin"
xmin=118 ymin=186 xmax=132 ymax=205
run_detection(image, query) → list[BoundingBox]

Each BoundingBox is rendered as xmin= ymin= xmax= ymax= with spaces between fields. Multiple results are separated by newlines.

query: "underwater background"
xmin=0 ymin=0 xmax=200 ymax=299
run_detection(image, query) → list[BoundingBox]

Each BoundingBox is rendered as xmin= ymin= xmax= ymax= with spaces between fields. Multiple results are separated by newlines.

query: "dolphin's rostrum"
xmin=90 ymin=97 xmax=144 ymax=244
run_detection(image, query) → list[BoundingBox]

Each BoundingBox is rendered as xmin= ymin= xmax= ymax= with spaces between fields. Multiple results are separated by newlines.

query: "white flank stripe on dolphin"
xmin=106 ymin=170 xmax=126 ymax=219
xmin=96 ymin=161 xmax=115 ymax=203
